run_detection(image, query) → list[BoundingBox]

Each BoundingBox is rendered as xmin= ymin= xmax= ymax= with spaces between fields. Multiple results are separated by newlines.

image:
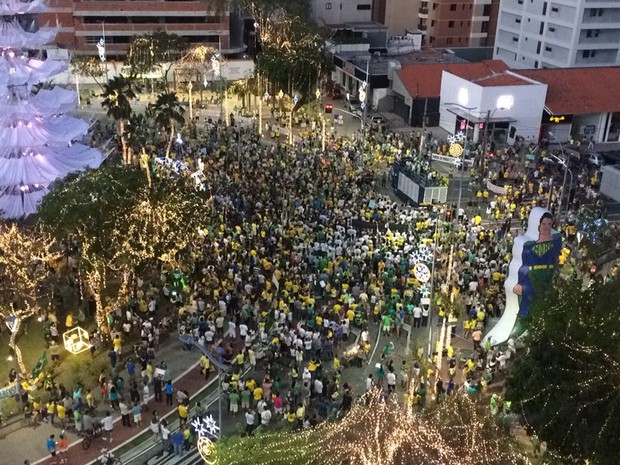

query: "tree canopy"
xmin=506 ymin=276 xmax=620 ymax=464
xmin=214 ymin=393 xmax=528 ymax=465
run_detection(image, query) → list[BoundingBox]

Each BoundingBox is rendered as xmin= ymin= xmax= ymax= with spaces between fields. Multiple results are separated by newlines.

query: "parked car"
xmin=584 ymin=151 xmax=606 ymax=167
xmin=367 ymin=115 xmax=386 ymax=127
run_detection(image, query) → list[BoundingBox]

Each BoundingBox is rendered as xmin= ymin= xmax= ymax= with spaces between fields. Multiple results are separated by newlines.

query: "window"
xmin=450 ymin=4 xmax=456 ymax=11
xmin=589 ymin=8 xmax=597 ymax=17
xmin=357 ymin=4 xmax=371 ymax=10
xmin=518 ymin=0 xmax=523 ymax=4
xmin=548 ymin=26 xmax=555 ymax=32
xmin=433 ymin=2 xmax=437 ymax=10
xmin=534 ymin=60 xmax=539 ymax=67
xmin=429 ymin=36 xmax=435 ymax=43
xmin=446 ymin=37 xmax=454 ymax=44
xmin=551 ymin=7 xmax=558 ymax=13
xmin=542 ymin=2 xmax=547 ymax=15
xmin=431 ymin=20 xmax=435 ymax=26
xmin=515 ymin=18 xmax=521 ymax=24
xmin=536 ymin=41 xmax=542 ymax=53
xmin=449 ymin=21 xmax=455 ymax=27
xmin=539 ymin=22 xmax=545 ymax=34
xmin=325 ymin=2 xmax=332 ymax=9
xmin=583 ymin=50 xmax=597 ymax=58
xmin=513 ymin=36 xmax=519 ymax=42
xmin=545 ymin=46 xmax=552 ymax=52
xmin=483 ymin=5 xmax=491 ymax=16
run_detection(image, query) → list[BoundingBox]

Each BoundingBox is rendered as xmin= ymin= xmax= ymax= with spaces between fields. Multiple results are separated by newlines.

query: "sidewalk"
xmin=5 ymin=338 xmax=203 ymax=465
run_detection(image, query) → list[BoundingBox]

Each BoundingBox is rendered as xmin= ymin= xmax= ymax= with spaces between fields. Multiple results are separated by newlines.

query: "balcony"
xmin=74 ymin=1 xmax=211 ymax=15
xmin=74 ymin=22 xmax=227 ymax=35
xmin=417 ymin=23 xmax=427 ymax=31
xmin=419 ymin=7 xmax=428 ymax=14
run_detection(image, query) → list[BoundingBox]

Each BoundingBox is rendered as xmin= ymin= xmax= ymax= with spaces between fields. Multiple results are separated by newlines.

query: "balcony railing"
xmin=417 ymin=23 xmax=427 ymax=31
xmin=419 ymin=7 xmax=428 ymax=14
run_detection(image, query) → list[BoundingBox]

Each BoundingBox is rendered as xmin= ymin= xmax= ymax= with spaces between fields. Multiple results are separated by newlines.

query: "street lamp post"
xmin=359 ymin=59 xmax=370 ymax=139
xmin=188 ymin=81 xmax=193 ymax=121
xmin=545 ymin=135 xmax=574 ymax=220
xmin=259 ymin=91 xmax=269 ymax=136
xmin=316 ymin=89 xmax=326 ymax=152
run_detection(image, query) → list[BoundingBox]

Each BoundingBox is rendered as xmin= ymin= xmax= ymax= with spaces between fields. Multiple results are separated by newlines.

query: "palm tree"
xmin=152 ymin=91 xmax=186 ymax=158
xmin=101 ymin=76 xmax=138 ymax=165
xmin=126 ymin=113 xmax=153 ymax=165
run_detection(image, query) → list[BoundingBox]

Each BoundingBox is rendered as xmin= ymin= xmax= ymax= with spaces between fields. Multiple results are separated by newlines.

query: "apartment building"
xmin=495 ymin=0 xmax=620 ymax=69
xmin=311 ymin=0 xmax=373 ymax=25
xmin=419 ymin=0 xmax=500 ymax=47
xmin=40 ymin=0 xmax=234 ymax=58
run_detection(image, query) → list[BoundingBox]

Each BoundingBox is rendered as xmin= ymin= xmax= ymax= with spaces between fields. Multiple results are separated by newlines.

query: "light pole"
xmin=359 ymin=58 xmax=370 ymax=139
xmin=545 ymin=135 xmax=574 ymax=220
xmin=316 ymin=89 xmax=326 ymax=152
xmin=289 ymin=94 xmax=298 ymax=145
xmin=259 ymin=91 xmax=269 ymax=136
xmin=188 ymin=81 xmax=193 ymax=121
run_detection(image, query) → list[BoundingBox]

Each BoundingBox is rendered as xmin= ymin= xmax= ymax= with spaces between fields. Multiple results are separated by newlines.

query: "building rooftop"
xmin=466 ymin=71 xmax=534 ymax=87
xmin=515 ymin=67 xmax=620 ymax=115
xmin=395 ymin=59 xmax=509 ymax=98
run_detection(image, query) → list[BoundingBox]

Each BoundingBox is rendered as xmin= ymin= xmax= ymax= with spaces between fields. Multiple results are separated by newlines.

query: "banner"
xmin=431 ymin=153 xmax=473 ymax=167
xmin=486 ymin=178 xmax=507 ymax=195
xmin=0 ymin=382 xmax=18 ymax=400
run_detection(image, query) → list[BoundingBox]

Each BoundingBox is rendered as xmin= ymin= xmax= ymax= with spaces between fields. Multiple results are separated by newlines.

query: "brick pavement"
xmin=33 ymin=360 xmax=207 ymax=465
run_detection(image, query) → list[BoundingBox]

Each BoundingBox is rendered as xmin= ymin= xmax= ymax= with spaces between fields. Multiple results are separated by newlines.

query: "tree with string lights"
xmin=506 ymin=276 xmax=620 ymax=464
xmin=0 ymin=224 xmax=59 ymax=374
xmin=214 ymin=392 xmax=529 ymax=465
xmin=38 ymin=164 xmax=210 ymax=329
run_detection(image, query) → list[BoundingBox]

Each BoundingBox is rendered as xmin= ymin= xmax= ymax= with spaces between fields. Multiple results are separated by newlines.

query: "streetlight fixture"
xmin=95 ymin=20 xmax=108 ymax=83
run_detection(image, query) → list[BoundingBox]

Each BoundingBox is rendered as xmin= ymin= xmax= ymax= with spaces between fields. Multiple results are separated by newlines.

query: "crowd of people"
xmin=22 ymin=106 xmax=619 ymax=464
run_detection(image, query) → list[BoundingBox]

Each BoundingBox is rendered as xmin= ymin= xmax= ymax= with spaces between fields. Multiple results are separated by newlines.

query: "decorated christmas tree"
xmin=0 ymin=0 xmax=103 ymax=218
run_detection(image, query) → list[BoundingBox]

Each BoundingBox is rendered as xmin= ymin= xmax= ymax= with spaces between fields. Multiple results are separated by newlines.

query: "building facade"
xmin=419 ymin=0 xmax=499 ymax=47
xmin=40 ymin=0 xmax=232 ymax=58
xmin=311 ymin=0 xmax=373 ymax=25
xmin=495 ymin=0 xmax=620 ymax=69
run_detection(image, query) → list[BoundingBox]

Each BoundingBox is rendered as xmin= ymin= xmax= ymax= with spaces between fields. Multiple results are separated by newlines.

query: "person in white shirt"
xmin=386 ymin=370 xmax=397 ymax=393
xmin=313 ymin=378 xmax=323 ymax=396
xmin=260 ymin=408 xmax=272 ymax=426
xmin=412 ymin=306 xmax=422 ymax=328
xmin=244 ymin=409 xmax=256 ymax=436
xmin=102 ymin=412 xmax=114 ymax=442
xmin=365 ymin=374 xmax=374 ymax=391
xmin=239 ymin=323 xmax=248 ymax=338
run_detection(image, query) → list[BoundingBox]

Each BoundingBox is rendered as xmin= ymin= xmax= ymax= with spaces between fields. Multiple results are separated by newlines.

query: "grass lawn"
xmin=0 ymin=318 xmax=111 ymax=418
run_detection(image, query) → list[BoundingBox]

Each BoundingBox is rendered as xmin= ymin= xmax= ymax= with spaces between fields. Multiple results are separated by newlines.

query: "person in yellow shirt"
xmin=253 ymin=386 xmax=263 ymax=403
xmin=56 ymin=403 xmax=66 ymax=428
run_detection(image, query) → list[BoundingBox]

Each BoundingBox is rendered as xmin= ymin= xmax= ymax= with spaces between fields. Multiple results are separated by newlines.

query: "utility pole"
xmin=479 ymin=110 xmax=491 ymax=169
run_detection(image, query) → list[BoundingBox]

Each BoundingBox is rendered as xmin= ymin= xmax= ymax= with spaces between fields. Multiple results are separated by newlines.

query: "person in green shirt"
xmin=382 ymin=314 xmax=392 ymax=334
xmin=229 ymin=390 xmax=240 ymax=415
xmin=240 ymin=388 xmax=251 ymax=410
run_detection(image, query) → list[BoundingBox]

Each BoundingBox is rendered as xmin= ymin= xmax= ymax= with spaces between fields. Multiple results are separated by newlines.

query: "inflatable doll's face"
xmin=538 ymin=217 xmax=553 ymax=240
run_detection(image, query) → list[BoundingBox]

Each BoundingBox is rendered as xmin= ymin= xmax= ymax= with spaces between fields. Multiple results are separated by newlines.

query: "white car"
xmin=585 ymin=151 xmax=605 ymax=167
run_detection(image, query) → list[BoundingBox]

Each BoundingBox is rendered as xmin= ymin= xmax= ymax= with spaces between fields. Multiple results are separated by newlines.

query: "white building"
xmin=494 ymin=0 xmax=620 ymax=69
xmin=439 ymin=69 xmax=547 ymax=145
xmin=311 ymin=0 xmax=372 ymax=25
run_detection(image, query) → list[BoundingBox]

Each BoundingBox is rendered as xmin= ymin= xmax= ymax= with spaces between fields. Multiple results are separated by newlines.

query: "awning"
xmin=445 ymin=105 xmax=517 ymax=124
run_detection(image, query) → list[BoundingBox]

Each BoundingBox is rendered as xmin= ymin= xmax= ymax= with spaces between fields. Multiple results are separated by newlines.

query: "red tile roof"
xmin=395 ymin=60 xmax=510 ymax=98
xmin=515 ymin=67 xmax=620 ymax=115
xmin=470 ymin=72 xmax=533 ymax=87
